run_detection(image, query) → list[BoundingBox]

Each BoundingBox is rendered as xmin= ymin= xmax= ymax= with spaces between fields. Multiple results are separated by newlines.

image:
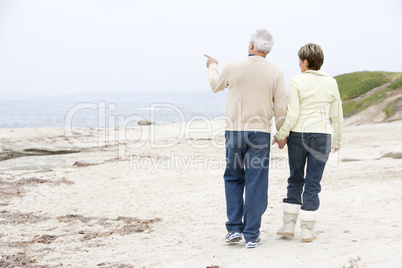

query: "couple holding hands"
xmin=205 ymin=29 xmax=343 ymax=248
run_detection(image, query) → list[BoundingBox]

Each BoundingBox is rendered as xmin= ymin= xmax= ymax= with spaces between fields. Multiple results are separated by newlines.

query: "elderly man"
xmin=205 ymin=29 xmax=287 ymax=248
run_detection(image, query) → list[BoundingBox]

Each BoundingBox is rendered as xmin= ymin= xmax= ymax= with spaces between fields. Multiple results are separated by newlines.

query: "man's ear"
xmin=303 ymin=59 xmax=309 ymax=67
xmin=249 ymin=42 xmax=254 ymax=50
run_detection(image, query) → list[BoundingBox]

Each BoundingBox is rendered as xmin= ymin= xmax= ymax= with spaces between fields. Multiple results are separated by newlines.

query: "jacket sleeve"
xmin=207 ymin=63 xmax=229 ymax=93
xmin=330 ymin=81 xmax=343 ymax=149
xmin=275 ymin=79 xmax=301 ymax=141
xmin=273 ymin=70 xmax=287 ymax=130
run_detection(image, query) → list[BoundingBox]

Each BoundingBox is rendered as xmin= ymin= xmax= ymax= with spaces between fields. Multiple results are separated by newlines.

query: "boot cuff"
xmin=283 ymin=203 xmax=301 ymax=214
xmin=299 ymin=209 xmax=317 ymax=221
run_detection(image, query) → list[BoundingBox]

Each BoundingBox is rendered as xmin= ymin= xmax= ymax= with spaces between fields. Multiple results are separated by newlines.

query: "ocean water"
xmin=0 ymin=100 xmax=226 ymax=128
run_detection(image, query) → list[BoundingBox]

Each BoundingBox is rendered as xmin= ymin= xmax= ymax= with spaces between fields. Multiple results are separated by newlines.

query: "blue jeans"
xmin=224 ymin=131 xmax=270 ymax=242
xmin=283 ymin=132 xmax=331 ymax=211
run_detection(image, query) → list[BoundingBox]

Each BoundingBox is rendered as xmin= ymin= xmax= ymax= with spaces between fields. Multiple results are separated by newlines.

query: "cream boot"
xmin=300 ymin=210 xmax=317 ymax=242
xmin=276 ymin=203 xmax=301 ymax=237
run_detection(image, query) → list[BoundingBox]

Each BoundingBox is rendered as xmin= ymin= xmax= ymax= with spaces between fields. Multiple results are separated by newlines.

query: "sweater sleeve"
xmin=330 ymin=82 xmax=343 ymax=149
xmin=207 ymin=63 xmax=229 ymax=93
xmin=275 ymin=79 xmax=301 ymax=141
xmin=273 ymin=70 xmax=287 ymax=131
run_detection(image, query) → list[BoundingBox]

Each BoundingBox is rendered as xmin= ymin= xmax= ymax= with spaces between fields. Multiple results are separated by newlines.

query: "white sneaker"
xmin=245 ymin=237 xmax=262 ymax=248
xmin=225 ymin=232 xmax=242 ymax=243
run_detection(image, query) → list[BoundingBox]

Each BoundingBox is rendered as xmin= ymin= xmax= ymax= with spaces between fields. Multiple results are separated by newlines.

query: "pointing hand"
xmin=204 ymin=54 xmax=218 ymax=68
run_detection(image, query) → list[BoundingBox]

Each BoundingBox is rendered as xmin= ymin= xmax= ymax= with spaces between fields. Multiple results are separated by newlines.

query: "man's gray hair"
xmin=250 ymin=29 xmax=274 ymax=55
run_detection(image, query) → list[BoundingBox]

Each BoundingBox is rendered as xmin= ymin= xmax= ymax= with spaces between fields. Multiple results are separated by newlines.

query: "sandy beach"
xmin=1 ymin=119 xmax=402 ymax=267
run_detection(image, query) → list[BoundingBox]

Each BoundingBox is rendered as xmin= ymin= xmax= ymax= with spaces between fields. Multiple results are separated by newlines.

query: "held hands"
xmin=204 ymin=54 xmax=218 ymax=68
xmin=272 ymin=135 xmax=287 ymax=149
xmin=272 ymin=135 xmax=340 ymax=153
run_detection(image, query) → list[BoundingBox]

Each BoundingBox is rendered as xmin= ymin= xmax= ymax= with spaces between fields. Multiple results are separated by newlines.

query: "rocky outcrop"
xmin=137 ymin=120 xmax=154 ymax=126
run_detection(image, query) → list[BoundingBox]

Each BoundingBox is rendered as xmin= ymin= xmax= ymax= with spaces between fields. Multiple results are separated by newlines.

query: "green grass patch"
xmin=342 ymin=101 xmax=358 ymax=117
xmin=387 ymin=79 xmax=402 ymax=91
xmin=384 ymin=72 xmax=402 ymax=80
xmin=353 ymin=79 xmax=402 ymax=114
xmin=335 ymin=71 xmax=391 ymax=101
xmin=345 ymin=85 xmax=398 ymax=116
xmin=384 ymin=97 xmax=402 ymax=118
xmin=334 ymin=71 xmax=402 ymax=117
xmin=356 ymin=89 xmax=389 ymax=113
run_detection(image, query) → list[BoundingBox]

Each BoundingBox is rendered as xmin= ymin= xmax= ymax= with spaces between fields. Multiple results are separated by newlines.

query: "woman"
xmin=273 ymin=43 xmax=343 ymax=242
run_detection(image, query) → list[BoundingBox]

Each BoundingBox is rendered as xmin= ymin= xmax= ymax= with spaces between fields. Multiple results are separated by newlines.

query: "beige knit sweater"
xmin=207 ymin=56 xmax=287 ymax=133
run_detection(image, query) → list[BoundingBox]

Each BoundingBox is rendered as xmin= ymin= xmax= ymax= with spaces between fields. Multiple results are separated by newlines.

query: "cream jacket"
xmin=275 ymin=70 xmax=343 ymax=148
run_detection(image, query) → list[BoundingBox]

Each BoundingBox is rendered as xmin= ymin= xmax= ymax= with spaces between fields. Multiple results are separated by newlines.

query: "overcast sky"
xmin=0 ymin=0 xmax=401 ymax=97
